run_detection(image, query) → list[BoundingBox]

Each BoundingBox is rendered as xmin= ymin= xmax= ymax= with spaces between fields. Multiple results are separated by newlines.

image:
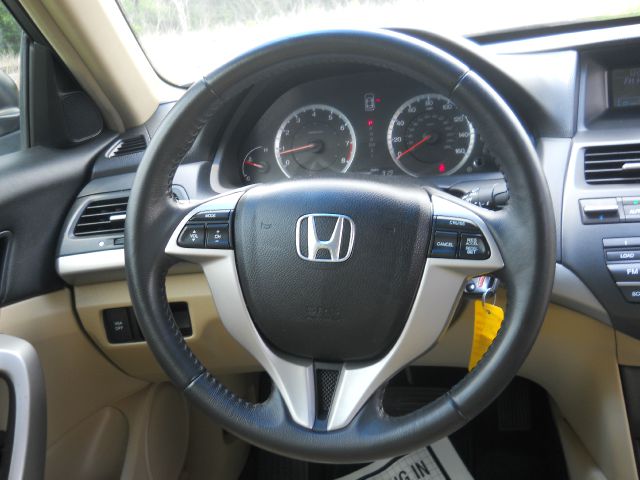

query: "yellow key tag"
xmin=468 ymin=300 xmax=504 ymax=371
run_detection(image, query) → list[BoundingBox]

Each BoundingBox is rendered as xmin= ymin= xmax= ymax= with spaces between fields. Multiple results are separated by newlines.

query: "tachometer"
xmin=387 ymin=94 xmax=475 ymax=177
xmin=274 ymin=104 xmax=356 ymax=178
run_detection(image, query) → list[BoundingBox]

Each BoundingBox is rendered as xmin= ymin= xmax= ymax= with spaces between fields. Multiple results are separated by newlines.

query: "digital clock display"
xmin=611 ymin=67 xmax=640 ymax=108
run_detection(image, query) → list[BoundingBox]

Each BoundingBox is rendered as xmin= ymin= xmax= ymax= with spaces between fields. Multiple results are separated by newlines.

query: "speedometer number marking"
xmin=387 ymin=94 xmax=475 ymax=177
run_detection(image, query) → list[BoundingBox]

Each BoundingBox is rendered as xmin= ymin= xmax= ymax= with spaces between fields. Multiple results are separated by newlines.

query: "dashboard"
xmin=234 ymin=72 xmax=498 ymax=184
xmin=55 ymin=25 xmax=640 ymax=348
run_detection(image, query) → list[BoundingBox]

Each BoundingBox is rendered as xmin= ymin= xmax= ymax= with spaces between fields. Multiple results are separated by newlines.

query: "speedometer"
xmin=387 ymin=94 xmax=475 ymax=177
xmin=274 ymin=104 xmax=356 ymax=178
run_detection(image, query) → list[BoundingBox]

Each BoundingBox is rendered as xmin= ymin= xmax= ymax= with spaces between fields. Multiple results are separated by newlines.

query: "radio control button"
xmin=608 ymin=263 xmax=640 ymax=282
xmin=606 ymin=250 xmax=640 ymax=262
xmin=618 ymin=284 xmax=640 ymax=303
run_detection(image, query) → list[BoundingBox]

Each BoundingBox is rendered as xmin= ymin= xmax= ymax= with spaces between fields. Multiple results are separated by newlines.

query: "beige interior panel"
xmin=616 ymin=330 xmax=640 ymax=366
xmin=73 ymin=274 xmax=639 ymax=479
xmin=551 ymin=401 xmax=607 ymax=480
xmin=0 ymin=289 xmax=147 ymax=446
xmin=183 ymin=374 xmax=257 ymax=480
xmin=45 ymin=406 xmax=128 ymax=480
xmin=19 ymin=0 xmax=181 ymax=130
xmin=117 ymin=383 xmax=189 ymax=480
xmin=417 ymin=297 xmax=638 ymax=480
xmin=74 ymin=273 xmax=259 ymax=381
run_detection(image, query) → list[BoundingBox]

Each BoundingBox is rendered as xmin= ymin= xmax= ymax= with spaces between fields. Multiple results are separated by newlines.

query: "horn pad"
xmin=234 ymin=179 xmax=432 ymax=362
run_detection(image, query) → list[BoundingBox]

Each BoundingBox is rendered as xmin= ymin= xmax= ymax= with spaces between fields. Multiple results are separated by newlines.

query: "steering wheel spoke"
xmin=166 ymin=189 xmax=320 ymax=428
xmin=325 ymin=192 xmax=503 ymax=429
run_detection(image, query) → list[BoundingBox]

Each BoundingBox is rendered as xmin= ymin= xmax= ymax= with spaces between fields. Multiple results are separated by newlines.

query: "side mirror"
xmin=0 ymin=71 xmax=19 ymax=137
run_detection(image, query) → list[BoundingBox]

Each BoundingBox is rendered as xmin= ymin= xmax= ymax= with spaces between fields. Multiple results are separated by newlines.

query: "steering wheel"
xmin=125 ymin=29 xmax=555 ymax=463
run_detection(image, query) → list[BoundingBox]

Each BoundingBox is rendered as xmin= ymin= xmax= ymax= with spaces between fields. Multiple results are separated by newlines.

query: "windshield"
xmin=118 ymin=0 xmax=640 ymax=86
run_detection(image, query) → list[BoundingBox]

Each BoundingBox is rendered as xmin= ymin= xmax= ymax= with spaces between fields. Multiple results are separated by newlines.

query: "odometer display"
xmin=387 ymin=94 xmax=475 ymax=177
xmin=274 ymin=104 xmax=356 ymax=178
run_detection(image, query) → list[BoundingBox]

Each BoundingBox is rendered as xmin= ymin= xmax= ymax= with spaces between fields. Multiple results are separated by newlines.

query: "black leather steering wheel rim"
xmin=125 ymin=29 xmax=556 ymax=463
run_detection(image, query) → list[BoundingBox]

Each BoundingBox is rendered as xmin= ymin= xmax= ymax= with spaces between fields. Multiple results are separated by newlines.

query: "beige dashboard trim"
xmin=0 ymin=289 xmax=147 ymax=448
xmin=74 ymin=273 xmax=259 ymax=381
xmin=616 ymin=331 xmax=640 ymax=367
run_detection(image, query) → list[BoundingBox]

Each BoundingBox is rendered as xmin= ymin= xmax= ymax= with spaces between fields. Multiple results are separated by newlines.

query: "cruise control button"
xmin=607 ymin=263 xmax=640 ymax=282
xmin=618 ymin=284 xmax=640 ymax=303
xmin=606 ymin=250 xmax=640 ymax=262
xmin=178 ymin=223 xmax=205 ymax=248
xmin=459 ymin=234 xmax=489 ymax=260
xmin=190 ymin=210 xmax=230 ymax=222
xmin=431 ymin=231 xmax=458 ymax=258
xmin=434 ymin=217 xmax=479 ymax=232
xmin=206 ymin=223 xmax=231 ymax=249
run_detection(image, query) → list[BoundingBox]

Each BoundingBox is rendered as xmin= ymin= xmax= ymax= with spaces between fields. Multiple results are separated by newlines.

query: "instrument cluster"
xmin=236 ymin=71 xmax=498 ymax=184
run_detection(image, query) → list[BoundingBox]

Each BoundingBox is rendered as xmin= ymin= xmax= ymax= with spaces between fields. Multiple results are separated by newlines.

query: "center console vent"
xmin=73 ymin=197 xmax=128 ymax=236
xmin=106 ymin=135 xmax=146 ymax=158
xmin=584 ymin=144 xmax=640 ymax=184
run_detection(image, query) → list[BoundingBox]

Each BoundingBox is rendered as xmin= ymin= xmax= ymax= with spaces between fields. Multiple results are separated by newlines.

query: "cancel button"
xmin=431 ymin=231 xmax=458 ymax=258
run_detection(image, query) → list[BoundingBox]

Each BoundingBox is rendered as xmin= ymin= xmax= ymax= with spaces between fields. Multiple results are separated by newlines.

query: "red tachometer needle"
xmin=396 ymin=134 xmax=432 ymax=160
xmin=279 ymin=142 xmax=317 ymax=156
xmin=244 ymin=161 xmax=264 ymax=169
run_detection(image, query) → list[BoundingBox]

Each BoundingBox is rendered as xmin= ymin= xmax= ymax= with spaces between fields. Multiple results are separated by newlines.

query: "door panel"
xmin=0 ymin=134 xmax=114 ymax=306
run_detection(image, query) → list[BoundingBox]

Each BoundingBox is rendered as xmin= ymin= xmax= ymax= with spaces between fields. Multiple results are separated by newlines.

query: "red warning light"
xmin=367 ymin=119 xmax=374 ymax=127
xmin=375 ymin=98 xmax=381 ymax=103
xmin=438 ymin=163 xmax=446 ymax=173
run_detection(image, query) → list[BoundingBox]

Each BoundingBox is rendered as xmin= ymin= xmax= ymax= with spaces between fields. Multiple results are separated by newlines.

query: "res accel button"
xmin=178 ymin=223 xmax=205 ymax=248
xmin=431 ymin=231 xmax=458 ymax=258
xmin=459 ymin=234 xmax=489 ymax=260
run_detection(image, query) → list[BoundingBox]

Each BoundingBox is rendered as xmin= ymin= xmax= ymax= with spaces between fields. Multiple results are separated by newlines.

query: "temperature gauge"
xmin=241 ymin=146 xmax=271 ymax=184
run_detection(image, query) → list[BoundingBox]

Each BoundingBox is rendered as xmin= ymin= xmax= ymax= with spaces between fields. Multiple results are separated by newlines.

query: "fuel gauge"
xmin=241 ymin=146 xmax=271 ymax=184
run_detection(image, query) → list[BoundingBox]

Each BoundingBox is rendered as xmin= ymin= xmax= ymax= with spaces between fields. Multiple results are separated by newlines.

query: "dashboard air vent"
xmin=74 ymin=197 xmax=128 ymax=236
xmin=584 ymin=144 xmax=640 ymax=185
xmin=107 ymin=135 xmax=146 ymax=158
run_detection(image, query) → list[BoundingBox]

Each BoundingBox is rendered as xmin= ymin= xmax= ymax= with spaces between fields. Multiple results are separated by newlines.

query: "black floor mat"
xmin=449 ymin=377 xmax=568 ymax=480
xmin=239 ymin=368 xmax=568 ymax=480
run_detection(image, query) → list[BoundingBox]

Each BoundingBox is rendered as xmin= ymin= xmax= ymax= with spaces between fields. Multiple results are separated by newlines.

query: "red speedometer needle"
xmin=244 ymin=161 xmax=264 ymax=169
xmin=279 ymin=142 xmax=317 ymax=156
xmin=396 ymin=134 xmax=432 ymax=160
